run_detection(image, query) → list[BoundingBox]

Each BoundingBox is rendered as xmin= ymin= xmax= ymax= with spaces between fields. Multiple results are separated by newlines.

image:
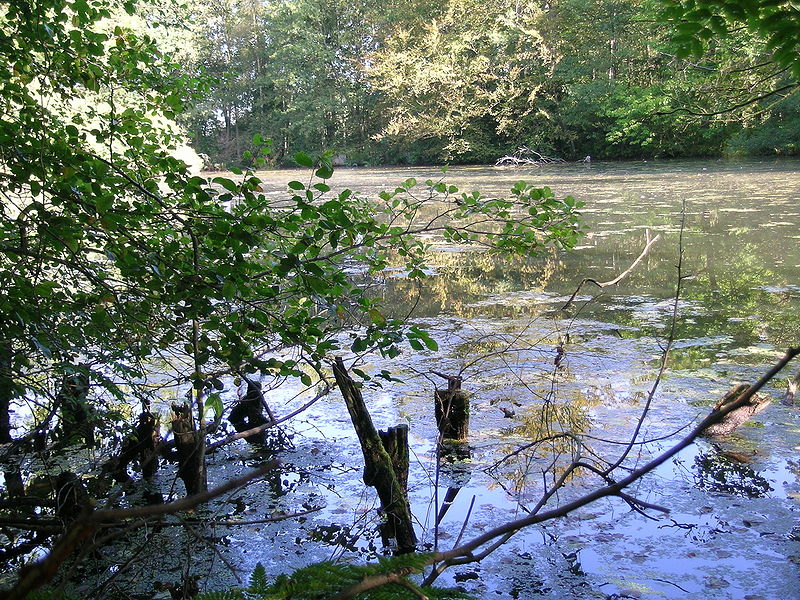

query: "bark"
xmin=702 ymin=384 xmax=772 ymax=436
xmin=434 ymin=375 xmax=469 ymax=441
xmin=332 ymin=357 xmax=416 ymax=553
xmin=171 ymin=403 xmax=207 ymax=496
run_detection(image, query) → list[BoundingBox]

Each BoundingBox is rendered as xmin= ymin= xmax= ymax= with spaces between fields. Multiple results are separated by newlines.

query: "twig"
xmin=562 ymin=233 xmax=661 ymax=309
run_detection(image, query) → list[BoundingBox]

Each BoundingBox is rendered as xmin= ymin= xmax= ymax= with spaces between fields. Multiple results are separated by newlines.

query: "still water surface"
xmin=217 ymin=159 xmax=799 ymax=599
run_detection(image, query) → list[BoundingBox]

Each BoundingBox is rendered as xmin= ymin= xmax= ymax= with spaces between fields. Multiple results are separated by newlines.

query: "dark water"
xmin=5 ymin=159 xmax=800 ymax=598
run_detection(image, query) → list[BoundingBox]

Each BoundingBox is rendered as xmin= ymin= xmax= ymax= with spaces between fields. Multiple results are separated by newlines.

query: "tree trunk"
xmin=171 ymin=403 xmax=207 ymax=495
xmin=0 ymin=342 xmax=13 ymax=444
xmin=332 ymin=358 xmax=416 ymax=554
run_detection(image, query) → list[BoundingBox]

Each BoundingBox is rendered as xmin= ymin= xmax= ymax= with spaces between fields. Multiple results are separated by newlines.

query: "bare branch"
xmin=562 ymin=232 xmax=661 ymax=309
xmin=5 ymin=463 xmax=276 ymax=600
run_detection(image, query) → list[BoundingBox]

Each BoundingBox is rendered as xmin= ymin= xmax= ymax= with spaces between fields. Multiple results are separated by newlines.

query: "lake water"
xmin=209 ymin=158 xmax=800 ymax=599
xmin=8 ymin=159 xmax=800 ymax=599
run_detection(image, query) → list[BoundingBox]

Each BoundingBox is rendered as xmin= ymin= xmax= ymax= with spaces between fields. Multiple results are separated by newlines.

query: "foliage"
xmin=181 ymin=0 xmax=799 ymax=164
xmin=195 ymin=557 xmax=476 ymax=600
xmin=725 ymin=89 xmax=800 ymax=155
xmin=663 ymin=0 xmax=800 ymax=78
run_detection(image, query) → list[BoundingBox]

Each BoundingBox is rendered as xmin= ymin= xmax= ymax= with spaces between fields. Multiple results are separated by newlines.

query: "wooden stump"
xmin=105 ymin=411 xmax=161 ymax=483
xmin=171 ymin=403 xmax=207 ymax=495
xmin=434 ymin=375 xmax=469 ymax=441
xmin=56 ymin=368 xmax=94 ymax=447
xmin=378 ymin=425 xmax=410 ymax=492
xmin=55 ymin=471 xmax=91 ymax=523
xmin=782 ymin=372 xmax=799 ymax=406
xmin=332 ymin=358 xmax=416 ymax=554
xmin=229 ymin=379 xmax=269 ymax=444
xmin=703 ymin=384 xmax=772 ymax=437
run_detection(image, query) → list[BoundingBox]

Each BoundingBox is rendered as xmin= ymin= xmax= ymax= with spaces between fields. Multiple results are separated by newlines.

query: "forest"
xmin=178 ymin=0 xmax=800 ymax=166
xmin=1 ymin=0 xmax=799 ymax=599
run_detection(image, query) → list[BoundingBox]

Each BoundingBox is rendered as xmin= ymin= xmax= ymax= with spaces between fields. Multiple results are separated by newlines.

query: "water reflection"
xmin=693 ymin=444 xmax=773 ymax=498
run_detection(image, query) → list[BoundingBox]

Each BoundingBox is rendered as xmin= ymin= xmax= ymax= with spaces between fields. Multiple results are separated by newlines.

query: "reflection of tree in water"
xmin=487 ymin=396 xmax=595 ymax=506
xmin=693 ymin=446 xmax=772 ymax=498
xmin=375 ymin=249 xmax=562 ymax=319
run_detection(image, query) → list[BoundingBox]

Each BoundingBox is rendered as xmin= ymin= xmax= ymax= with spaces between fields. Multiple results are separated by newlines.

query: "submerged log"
xmin=171 ymin=403 xmax=207 ymax=495
xmin=332 ymin=357 xmax=416 ymax=553
xmin=433 ymin=373 xmax=469 ymax=441
xmin=702 ymin=384 xmax=772 ymax=437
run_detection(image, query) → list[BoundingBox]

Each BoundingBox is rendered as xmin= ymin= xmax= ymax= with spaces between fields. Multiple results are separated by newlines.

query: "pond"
xmin=249 ymin=158 xmax=800 ymax=599
xmin=5 ymin=159 xmax=800 ymax=599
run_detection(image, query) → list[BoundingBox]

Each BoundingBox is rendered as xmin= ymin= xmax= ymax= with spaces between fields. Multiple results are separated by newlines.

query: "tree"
xmin=0 ymin=0 xmax=584 ymax=593
xmin=185 ymin=0 xmax=384 ymax=165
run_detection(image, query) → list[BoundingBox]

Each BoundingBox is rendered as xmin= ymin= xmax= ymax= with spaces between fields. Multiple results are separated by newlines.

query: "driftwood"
xmin=702 ymin=384 xmax=772 ymax=437
xmin=171 ymin=403 xmax=207 ymax=495
xmin=332 ymin=357 xmax=416 ymax=553
xmin=495 ymin=147 xmax=566 ymax=167
xmin=562 ymin=232 xmax=661 ymax=310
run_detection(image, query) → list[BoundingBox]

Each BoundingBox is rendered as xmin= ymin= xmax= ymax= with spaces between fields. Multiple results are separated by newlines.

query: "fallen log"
xmin=702 ymin=384 xmax=772 ymax=437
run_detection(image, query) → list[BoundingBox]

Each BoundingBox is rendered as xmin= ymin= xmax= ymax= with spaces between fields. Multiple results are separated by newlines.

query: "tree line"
xmin=181 ymin=0 xmax=800 ymax=166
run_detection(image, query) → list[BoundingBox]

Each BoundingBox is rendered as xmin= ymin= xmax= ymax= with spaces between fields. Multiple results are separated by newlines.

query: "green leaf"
xmin=294 ymin=152 xmax=314 ymax=168
xmin=205 ymin=393 xmax=223 ymax=419
xmin=212 ymin=177 xmax=239 ymax=193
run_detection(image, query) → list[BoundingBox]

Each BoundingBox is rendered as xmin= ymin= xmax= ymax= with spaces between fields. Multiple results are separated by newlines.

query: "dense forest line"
xmin=170 ymin=0 xmax=800 ymax=166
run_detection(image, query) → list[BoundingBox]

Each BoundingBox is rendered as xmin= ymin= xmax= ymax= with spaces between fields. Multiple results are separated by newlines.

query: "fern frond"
xmin=249 ymin=562 xmax=269 ymax=594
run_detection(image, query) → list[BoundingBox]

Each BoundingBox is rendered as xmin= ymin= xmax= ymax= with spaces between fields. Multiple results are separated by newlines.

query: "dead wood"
xmin=702 ymin=384 xmax=772 ymax=436
xmin=332 ymin=357 xmax=417 ymax=553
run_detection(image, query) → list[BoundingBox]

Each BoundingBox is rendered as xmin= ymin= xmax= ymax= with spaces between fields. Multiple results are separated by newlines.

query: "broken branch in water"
xmin=562 ymin=232 xmax=661 ymax=310
xmin=5 ymin=464 xmax=277 ymax=600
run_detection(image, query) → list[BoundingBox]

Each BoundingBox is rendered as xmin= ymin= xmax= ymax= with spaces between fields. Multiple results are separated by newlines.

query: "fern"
xmin=249 ymin=563 xmax=269 ymax=595
xmin=197 ymin=555 xmax=477 ymax=600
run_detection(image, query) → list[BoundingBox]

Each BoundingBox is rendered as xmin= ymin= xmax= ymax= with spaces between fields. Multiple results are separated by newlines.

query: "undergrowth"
xmin=195 ymin=555 xmax=476 ymax=600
